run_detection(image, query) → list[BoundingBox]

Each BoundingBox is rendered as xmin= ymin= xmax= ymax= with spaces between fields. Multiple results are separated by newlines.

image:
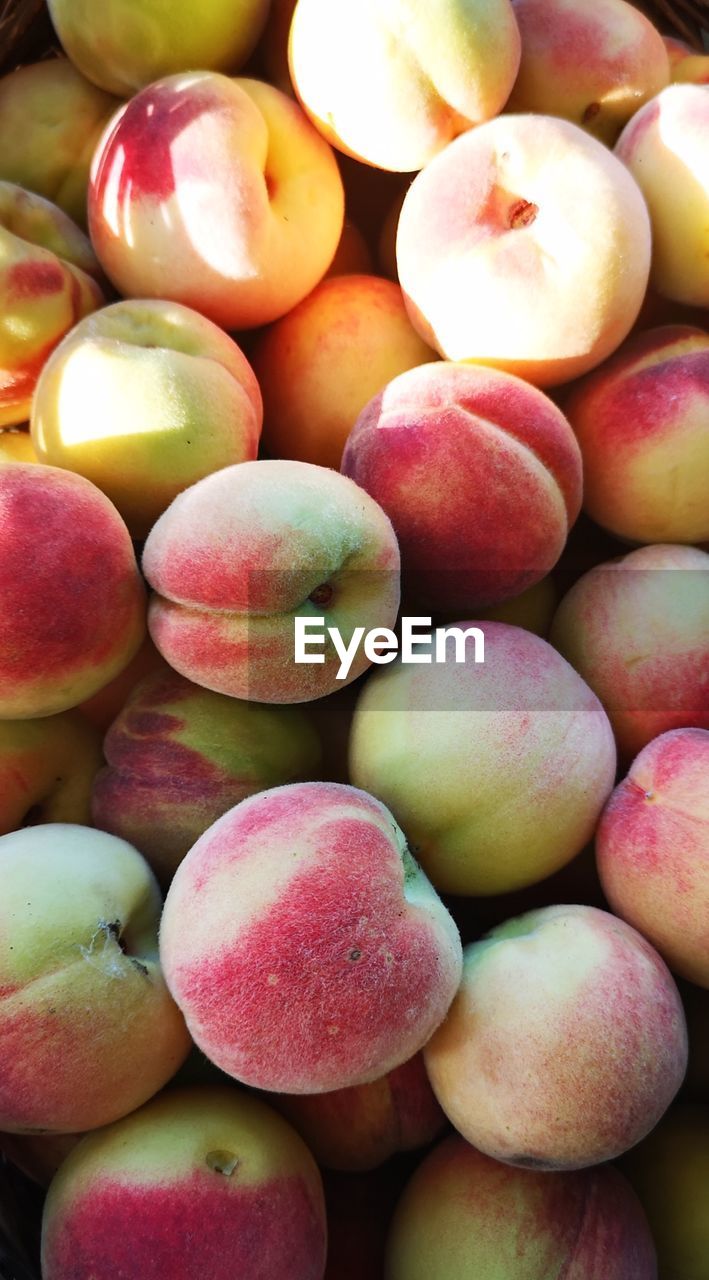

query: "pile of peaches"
xmin=0 ymin=0 xmax=708 ymax=1276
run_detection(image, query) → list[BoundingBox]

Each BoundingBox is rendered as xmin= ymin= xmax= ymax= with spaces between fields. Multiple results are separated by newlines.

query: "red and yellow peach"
xmin=349 ymin=622 xmax=616 ymax=895
xmin=0 ymin=182 xmax=103 ymax=426
xmin=615 ymin=84 xmax=709 ymax=307
xmin=253 ymin=275 xmax=436 ymax=471
xmin=597 ymin=728 xmax=709 ymax=987
xmin=566 ymin=324 xmax=709 ymax=544
xmin=41 ymin=1087 xmax=327 ymax=1280
xmin=385 ymin=1134 xmax=658 ymax=1278
xmin=0 ymin=711 xmax=103 ymax=833
xmin=424 ymin=905 xmax=688 ymax=1169
xmin=0 ymin=464 xmax=146 ymax=719
xmin=506 ymin=0 xmax=669 ymax=144
xmin=160 ymin=781 xmax=463 ymax=1092
xmin=289 ymin=0 xmax=521 ymax=172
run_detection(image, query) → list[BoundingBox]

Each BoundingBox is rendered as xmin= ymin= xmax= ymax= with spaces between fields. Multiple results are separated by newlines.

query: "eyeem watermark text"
xmin=295 ymin=617 xmax=485 ymax=681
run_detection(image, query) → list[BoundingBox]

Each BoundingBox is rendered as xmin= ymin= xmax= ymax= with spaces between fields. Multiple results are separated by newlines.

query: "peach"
xmin=474 ymin=575 xmax=557 ymax=637
xmin=0 ymin=1131 xmax=80 ymax=1188
xmin=160 ymin=781 xmax=463 ymax=1092
xmin=349 ymin=622 xmax=616 ymax=896
xmin=31 ymin=299 xmax=264 ymax=539
xmin=0 ymin=428 xmax=38 ymax=463
xmin=88 ymin=73 xmax=344 ymax=331
xmin=615 ymin=85 xmax=709 ymax=306
xmin=92 ymin=668 xmax=322 ymax=886
xmin=397 ymin=114 xmax=651 ymax=386
xmin=274 ymin=1052 xmax=446 ymax=1172
xmin=622 ymin=1104 xmax=709 ymax=1280
xmin=550 ymin=543 xmax=709 ymax=760
xmin=597 ymin=728 xmax=709 ymax=987
xmin=663 ymin=35 xmax=694 ymax=68
xmin=142 ymin=460 xmax=400 ymax=704
xmin=385 ymin=1135 xmax=658 ymax=1278
xmin=672 ymin=54 xmax=709 ymax=85
xmin=0 ymin=183 xmax=103 ymax=427
xmin=424 ymin=905 xmax=688 ymax=1170
xmin=506 ymin=0 xmax=669 ymax=144
xmin=566 ymin=324 xmax=709 ymax=544
xmin=289 ymin=0 xmax=521 ymax=172
xmin=0 ymin=58 xmax=119 ymax=225
xmin=0 ymin=711 xmax=103 ymax=833
xmin=341 ymin=361 xmax=582 ymax=611
xmin=0 ymin=823 xmax=190 ymax=1133
xmin=78 ymin=634 xmax=167 ymax=732
xmin=41 ymin=1087 xmax=327 ymax=1280
xmin=253 ymin=275 xmax=436 ymax=471
xmin=47 ymin=0 xmax=270 ymax=96
xmin=0 ymin=464 xmax=146 ymax=719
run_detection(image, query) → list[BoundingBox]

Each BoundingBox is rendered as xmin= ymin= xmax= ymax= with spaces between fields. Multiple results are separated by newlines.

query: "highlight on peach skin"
xmin=597 ymin=727 xmax=709 ymax=988
xmin=31 ymin=298 xmax=264 ymax=539
xmin=41 ymin=1087 xmax=327 ymax=1280
xmin=142 ymin=459 xmax=401 ymax=704
xmin=0 ymin=463 xmax=146 ymax=719
xmin=0 ymin=823 xmax=191 ymax=1135
xmin=92 ymin=668 xmax=323 ymax=887
xmin=88 ymin=72 xmax=344 ymax=331
xmin=159 ymin=781 xmax=463 ymax=1093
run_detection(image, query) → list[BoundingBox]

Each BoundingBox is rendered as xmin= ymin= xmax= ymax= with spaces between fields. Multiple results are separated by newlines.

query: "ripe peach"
xmin=253 ymin=275 xmax=436 ymax=471
xmin=0 ymin=1131 xmax=80 ymax=1188
xmin=507 ymin=0 xmax=669 ymax=144
xmin=142 ymin=460 xmax=400 ymax=704
xmin=31 ymin=299 xmax=263 ymax=539
xmin=622 ymin=1104 xmax=709 ymax=1280
xmin=41 ymin=1087 xmax=327 ymax=1280
xmin=566 ymin=324 xmax=709 ymax=544
xmin=0 ymin=711 xmax=103 ymax=832
xmin=274 ymin=1052 xmax=446 ymax=1172
xmin=78 ymin=634 xmax=167 ymax=732
xmin=0 ymin=464 xmax=146 ymax=719
xmin=341 ymin=361 xmax=582 ymax=611
xmin=597 ymin=728 xmax=709 ymax=987
xmin=672 ymin=55 xmax=709 ymax=85
xmin=0 ymin=183 xmax=103 ymax=427
xmin=397 ymin=114 xmax=651 ymax=386
xmin=92 ymin=668 xmax=322 ymax=885
xmin=160 ymin=782 xmax=463 ymax=1092
xmin=89 ymin=73 xmax=344 ymax=331
xmin=0 ymin=58 xmax=119 ymax=225
xmin=0 ymin=429 xmax=38 ymax=463
xmin=386 ymin=1134 xmax=658 ymax=1278
xmin=349 ymin=622 xmax=616 ymax=895
xmin=615 ymin=85 xmax=709 ymax=306
xmin=0 ymin=823 xmax=190 ymax=1134
xmin=424 ymin=905 xmax=688 ymax=1169
xmin=289 ymin=0 xmax=521 ymax=172
xmin=474 ymin=575 xmax=557 ymax=637
xmin=47 ymin=0 xmax=270 ymax=96
xmin=550 ymin=543 xmax=709 ymax=760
